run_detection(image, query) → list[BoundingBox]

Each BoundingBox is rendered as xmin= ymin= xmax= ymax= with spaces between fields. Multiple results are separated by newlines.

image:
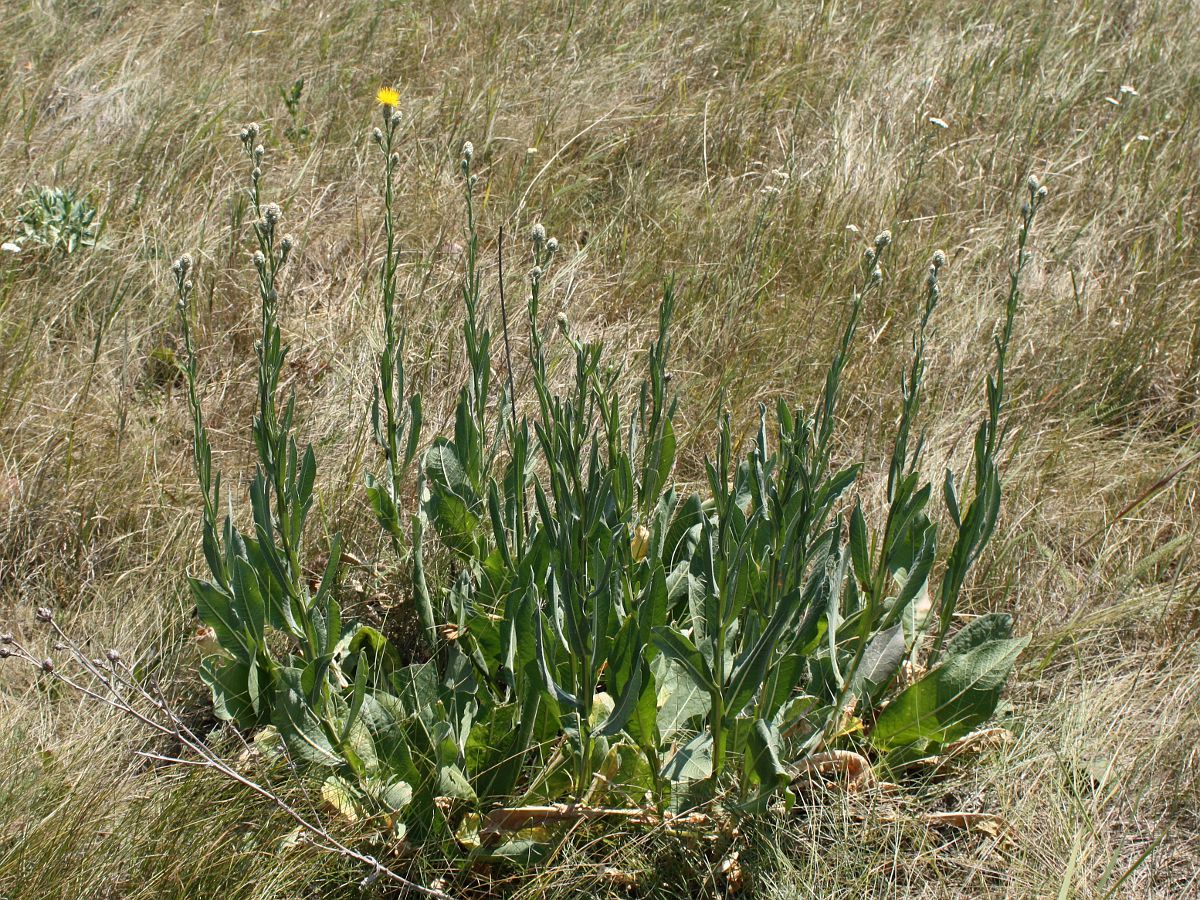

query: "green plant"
xmin=173 ymin=94 xmax=1046 ymax=871
xmin=279 ymin=78 xmax=311 ymax=142
xmin=13 ymin=186 xmax=99 ymax=255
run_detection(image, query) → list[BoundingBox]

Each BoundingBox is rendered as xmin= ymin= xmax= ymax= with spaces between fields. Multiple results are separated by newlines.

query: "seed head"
xmin=35 ymin=607 xmax=53 ymax=623
xmin=531 ymin=223 xmax=547 ymax=248
xmin=263 ymin=203 xmax=282 ymax=227
xmin=172 ymin=253 xmax=193 ymax=278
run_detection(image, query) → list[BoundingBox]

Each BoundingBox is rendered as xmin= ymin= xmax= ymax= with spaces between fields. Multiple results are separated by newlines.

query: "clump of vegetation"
xmin=6 ymin=86 xmax=1047 ymax=891
xmin=11 ymin=186 xmax=99 ymax=255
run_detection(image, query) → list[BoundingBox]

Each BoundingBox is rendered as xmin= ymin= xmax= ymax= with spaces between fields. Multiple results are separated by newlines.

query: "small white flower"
xmin=2 ymin=242 xmax=21 ymax=254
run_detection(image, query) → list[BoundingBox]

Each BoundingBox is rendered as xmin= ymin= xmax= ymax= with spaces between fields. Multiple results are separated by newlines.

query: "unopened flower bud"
xmin=870 ymin=265 xmax=883 ymax=285
xmin=239 ymin=127 xmax=249 ymax=143
xmin=0 ymin=647 xmax=10 ymax=659
xmin=631 ymin=525 xmax=651 ymax=562
xmin=546 ymin=237 xmax=559 ymax=254
xmin=531 ymin=223 xmax=546 ymax=247
xmin=462 ymin=140 xmax=474 ymax=163
xmin=281 ymin=234 xmax=295 ymax=256
xmin=253 ymin=250 xmax=266 ymax=269
xmin=253 ymin=144 xmax=264 ymax=162
xmin=263 ymin=203 xmax=282 ymax=227
xmin=390 ymin=152 xmax=400 ymax=167
xmin=1036 ymin=185 xmax=1048 ymax=201
xmin=1027 ymin=174 xmax=1041 ymax=193
xmin=251 ymin=167 xmax=261 ymax=182
xmin=874 ymin=230 xmax=892 ymax=251
xmin=0 ymin=632 xmax=12 ymax=644
xmin=41 ymin=658 xmax=54 ymax=673
xmin=183 ymin=279 xmax=193 ymax=294
xmin=106 ymin=649 xmax=121 ymax=663
xmin=932 ymin=249 xmax=947 ymax=270
xmin=555 ymin=312 xmax=568 ymax=330
xmin=468 ymin=174 xmax=478 ymax=191
xmin=35 ymin=607 xmax=53 ymax=623
xmin=390 ymin=111 xmax=401 ymax=128
xmin=372 ymin=127 xmax=383 ymax=145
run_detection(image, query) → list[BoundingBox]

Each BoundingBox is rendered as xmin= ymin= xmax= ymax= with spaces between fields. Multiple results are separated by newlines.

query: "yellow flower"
xmin=376 ymin=86 xmax=400 ymax=108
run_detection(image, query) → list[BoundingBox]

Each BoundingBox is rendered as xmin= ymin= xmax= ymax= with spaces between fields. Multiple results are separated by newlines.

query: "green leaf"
xmin=847 ymin=623 xmax=905 ymax=704
xmin=872 ymin=633 xmax=1029 ymax=756
xmin=273 ymin=666 xmax=340 ymax=766
xmin=661 ymin=730 xmax=713 ymax=783
xmin=423 ymin=439 xmax=482 ymax=556
xmin=945 ymin=612 xmax=1013 ymax=657
xmin=732 ymin=719 xmax=792 ymax=813
xmin=656 ymin=656 xmax=712 ymax=739
xmin=191 ymin=579 xmax=250 ymax=660
xmin=651 ymin=626 xmax=716 ymax=696
xmin=200 ymin=655 xmax=261 ymax=728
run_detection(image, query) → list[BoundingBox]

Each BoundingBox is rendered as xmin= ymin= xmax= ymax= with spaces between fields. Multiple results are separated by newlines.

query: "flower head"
xmin=376 ymin=86 xmax=400 ymax=108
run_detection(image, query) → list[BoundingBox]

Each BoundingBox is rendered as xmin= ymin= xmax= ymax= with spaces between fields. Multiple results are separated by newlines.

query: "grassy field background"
xmin=1 ymin=0 xmax=1197 ymax=896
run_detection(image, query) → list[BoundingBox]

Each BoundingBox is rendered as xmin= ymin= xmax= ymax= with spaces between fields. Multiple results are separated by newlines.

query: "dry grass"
xmin=0 ymin=0 xmax=1197 ymax=896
